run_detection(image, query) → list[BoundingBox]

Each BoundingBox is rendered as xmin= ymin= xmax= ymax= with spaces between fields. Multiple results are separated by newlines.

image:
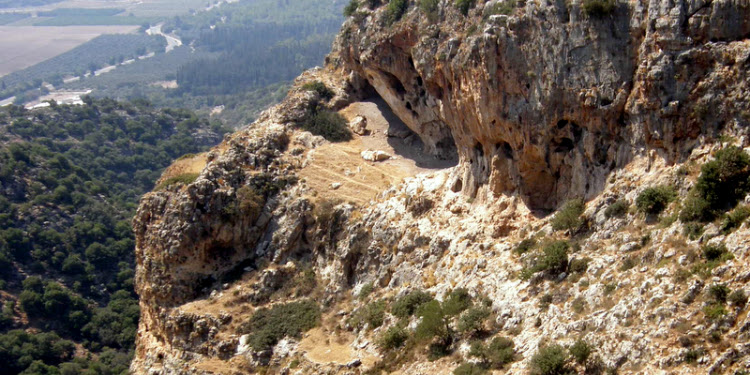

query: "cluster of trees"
xmin=173 ymin=4 xmax=344 ymax=96
xmin=0 ymin=97 xmax=230 ymax=374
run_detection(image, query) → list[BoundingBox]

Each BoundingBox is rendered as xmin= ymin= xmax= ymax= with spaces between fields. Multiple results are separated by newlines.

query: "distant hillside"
xmin=0 ymin=97 xmax=230 ymax=374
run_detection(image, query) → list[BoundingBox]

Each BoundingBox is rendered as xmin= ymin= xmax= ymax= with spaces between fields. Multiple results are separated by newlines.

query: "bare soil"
xmin=0 ymin=25 xmax=138 ymax=77
xmin=299 ymin=98 xmax=456 ymax=205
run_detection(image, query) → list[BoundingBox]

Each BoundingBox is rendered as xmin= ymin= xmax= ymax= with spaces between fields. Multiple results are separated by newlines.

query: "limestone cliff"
xmin=132 ymin=1 xmax=750 ymax=374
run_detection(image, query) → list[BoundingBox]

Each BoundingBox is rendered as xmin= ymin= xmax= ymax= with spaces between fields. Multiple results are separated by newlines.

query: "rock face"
xmin=132 ymin=1 xmax=750 ymax=374
xmin=331 ymin=0 xmax=750 ymax=209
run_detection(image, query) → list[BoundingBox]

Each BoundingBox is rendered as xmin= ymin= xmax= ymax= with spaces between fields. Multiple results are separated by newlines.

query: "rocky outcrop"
xmin=332 ymin=0 xmax=750 ymax=209
xmin=132 ymin=1 xmax=750 ymax=374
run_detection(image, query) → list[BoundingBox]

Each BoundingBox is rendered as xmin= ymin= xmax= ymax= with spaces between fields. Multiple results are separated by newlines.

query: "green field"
xmin=37 ymin=8 xmax=126 ymax=17
xmin=34 ymin=15 xmax=157 ymax=26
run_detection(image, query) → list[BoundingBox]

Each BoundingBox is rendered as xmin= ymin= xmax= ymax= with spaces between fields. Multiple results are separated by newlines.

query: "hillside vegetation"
xmin=0 ymin=97 xmax=229 ymax=374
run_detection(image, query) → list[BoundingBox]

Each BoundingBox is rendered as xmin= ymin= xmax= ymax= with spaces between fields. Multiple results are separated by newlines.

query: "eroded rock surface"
xmin=132 ymin=1 xmax=750 ymax=374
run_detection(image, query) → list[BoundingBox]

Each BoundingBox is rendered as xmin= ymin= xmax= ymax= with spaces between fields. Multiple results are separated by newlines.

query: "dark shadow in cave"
xmin=367 ymin=96 xmax=458 ymax=169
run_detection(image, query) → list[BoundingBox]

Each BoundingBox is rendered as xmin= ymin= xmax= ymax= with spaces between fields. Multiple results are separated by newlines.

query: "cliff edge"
xmin=132 ymin=0 xmax=750 ymax=374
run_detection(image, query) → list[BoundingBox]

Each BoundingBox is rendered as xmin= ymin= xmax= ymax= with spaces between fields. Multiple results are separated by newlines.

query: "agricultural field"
xmin=0 ymin=0 xmax=217 ymax=16
xmin=0 ymin=25 xmax=138 ymax=77
xmin=0 ymin=0 xmax=214 ymax=78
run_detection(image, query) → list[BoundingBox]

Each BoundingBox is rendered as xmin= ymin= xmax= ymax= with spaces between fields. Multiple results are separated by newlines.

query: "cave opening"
xmin=357 ymin=78 xmax=458 ymax=167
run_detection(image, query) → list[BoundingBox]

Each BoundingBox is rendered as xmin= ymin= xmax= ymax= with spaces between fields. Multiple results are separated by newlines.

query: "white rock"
xmin=361 ymin=150 xmax=391 ymax=162
xmin=237 ymin=334 xmax=251 ymax=355
xmin=349 ymin=115 xmax=369 ymax=135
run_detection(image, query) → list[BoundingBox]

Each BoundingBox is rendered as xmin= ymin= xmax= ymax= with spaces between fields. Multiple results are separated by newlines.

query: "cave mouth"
xmin=357 ymin=78 xmax=458 ymax=169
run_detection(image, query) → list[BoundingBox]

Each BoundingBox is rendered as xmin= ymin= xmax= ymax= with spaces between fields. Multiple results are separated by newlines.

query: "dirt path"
xmin=299 ymin=98 xmax=456 ymax=205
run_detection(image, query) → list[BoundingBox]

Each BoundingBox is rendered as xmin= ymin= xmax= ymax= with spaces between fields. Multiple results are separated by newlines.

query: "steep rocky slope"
xmin=132 ymin=0 xmax=750 ymax=374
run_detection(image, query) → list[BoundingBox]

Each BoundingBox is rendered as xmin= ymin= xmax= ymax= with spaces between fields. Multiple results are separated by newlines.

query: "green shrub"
xmin=486 ymin=336 xmax=515 ymax=367
xmin=568 ymin=257 xmax=590 ymax=274
xmin=707 ymin=284 xmax=731 ymax=304
xmin=235 ymin=185 xmax=264 ymax=219
xmin=428 ymin=340 xmax=451 ymax=360
xmin=729 ymin=290 xmax=748 ymax=308
xmin=582 ymin=0 xmax=616 ymax=16
xmin=442 ymin=288 xmax=472 ymax=316
xmin=530 ymin=344 xmax=570 ymax=375
xmin=551 ymin=198 xmax=585 ymax=231
xmin=704 ymin=304 xmax=728 ymax=321
xmin=455 ymin=0 xmax=476 ymax=16
xmin=415 ymin=300 xmax=449 ymax=341
xmin=156 ymin=173 xmax=199 ymax=190
xmin=538 ymin=293 xmax=553 ymax=310
xmin=392 ymin=290 xmax=433 ymax=318
xmin=679 ymin=195 xmax=713 ymax=222
xmin=484 ymin=0 xmax=516 ymax=16
xmin=350 ymin=299 xmax=387 ymax=330
xmin=702 ymin=243 xmax=731 ymax=262
xmin=571 ymin=297 xmax=586 ymax=314
xmin=458 ymin=306 xmax=490 ymax=334
xmin=620 ymin=256 xmax=636 ymax=271
xmin=604 ymin=199 xmax=629 ymax=218
xmin=453 ymin=362 xmax=487 ymax=375
xmin=683 ymin=222 xmax=704 ymax=240
xmin=636 ymin=186 xmax=675 ymax=215
xmin=379 ymin=325 xmax=408 ymax=350
xmin=239 ymin=300 xmax=321 ymax=351
xmin=539 ymin=240 xmax=569 ymax=274
xmin=514 ymin=238 xmax=536 ymax=255
xmin=344 ymin=0 xmax=359 ymax=16
xmin=721 ymin=205 xmax=750 ymax=234
xmin=419 ymin=0 xmax=439 ymax=21
xmin=684 ymin=348 xmax=703 ymax=364
xmin=385 ymin=0 xmax=408 ymax=24
xmin=302 ymin=110 xmax=352 ymax=142
xmin=359 ymin=282 xmax=374 ymax=300
xmin=569 ymin=339 xmax=592 ymax=365
xmin=302 ymin=81 xmax=334 ymax=101
xmin=696 ymin=146 xmax=750 ymax=210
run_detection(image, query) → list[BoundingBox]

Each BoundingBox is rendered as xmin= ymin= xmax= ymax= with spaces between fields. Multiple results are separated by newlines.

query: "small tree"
xmin=392 ymin=290 xmax=433 ymax=318
xmin=343 ymin=0 xmax=359 ymax=16
xmin=455 ymin=0 xmax=476 ymax=16
xmin=419 ymin=0 xmax=439 ymax=21
xmin=442 ymin=288 xmax=472 ymax=316
xmin=530 ymin=344 xmax=570 ymax=375
xmin=569 ymin=339 xmax=592 ymax=365
xmin=458 ymin=306 xmax=490 ymax=335
xmin=636 ymin=186 xmax=675 ymax=215
xmin=379 ymin=325 xmax=408 ymax=350
xmin=604 ymin=199 xmax=629 ymax=218
xmin=385 ymin=0 xmax=408 ymax=24
xmin=551 ymin=199 xmax=585 ymax=231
